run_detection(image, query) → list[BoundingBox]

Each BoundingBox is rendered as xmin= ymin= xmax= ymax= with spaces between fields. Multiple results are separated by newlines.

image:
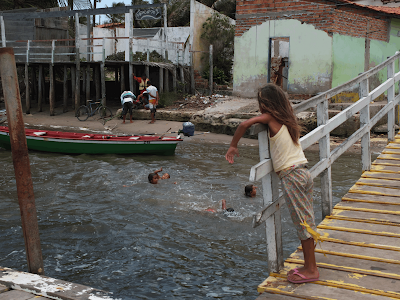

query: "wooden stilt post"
xmin=100 ymin=37 xmax=106 ymax=105
xmin=25 ymin=63 xmax=30 ymax=114
xmin=63 ymin=65 xmax=68 ymax=112
xmin=75 ymin=13 xmax=81 ymax=111
xmin=159 ymin=66 xmax=164 ymax=94
xmin=115 ymin=67 xmax=119 ymax=92
xmin=165 ymin=68 xmax=169 ymax=92
xmin=180 ymin=67 xmax=185 ymax=93
xmin=128 ymin=9 xmax=134 ymax=94
xmin=86 ymin=64 xmax=91 ymax=101
xmin=95 ymin=64 xmax=100 ymax=101
xmin=71 ymin=65 xmax=76 ymax=110
xmin=132 ymin=65 xmax=136 ymax=94
xmin=82 ymin=65 xmax=86 ymax=101
xmin=190 ymin=46 xmax=195 ymax=94
xmin=38 ymin=64 xmax=43 ymax=112
xmin=172 ymin=66 xmax=177 ymax=92
xmin=32 ymin=67 xmax=37 ymax=105
xmin=49 ymin=64 xmax=55 ymax=116
xmin=121 ymin=64 xmax=125 ymax=92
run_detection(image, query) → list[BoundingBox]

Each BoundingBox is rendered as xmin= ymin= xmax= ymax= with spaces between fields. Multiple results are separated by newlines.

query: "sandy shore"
xmin=1 ymin=105 xmax=389 ymax=154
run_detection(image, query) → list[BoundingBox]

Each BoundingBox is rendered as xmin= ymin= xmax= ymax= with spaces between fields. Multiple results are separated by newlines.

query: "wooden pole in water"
xmin=0 ymin=47 xmax=44 ymax=275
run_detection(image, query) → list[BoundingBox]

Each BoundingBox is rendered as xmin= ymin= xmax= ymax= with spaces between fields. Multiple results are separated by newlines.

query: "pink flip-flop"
xmin=287 ymin=269 xmax=319 ymax=284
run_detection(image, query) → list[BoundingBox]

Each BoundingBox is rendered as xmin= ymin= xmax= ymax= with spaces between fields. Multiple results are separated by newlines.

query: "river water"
xmin=0 ymin=140 xmax=376 ymax=299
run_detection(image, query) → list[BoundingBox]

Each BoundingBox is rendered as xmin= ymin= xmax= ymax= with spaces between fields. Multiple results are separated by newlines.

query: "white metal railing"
xmin=250 ymin=51 xmax=400 ymax=273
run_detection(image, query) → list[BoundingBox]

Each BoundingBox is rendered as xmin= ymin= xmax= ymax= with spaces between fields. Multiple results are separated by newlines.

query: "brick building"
xmin=233 ymin=0 xmax=400 ymax=99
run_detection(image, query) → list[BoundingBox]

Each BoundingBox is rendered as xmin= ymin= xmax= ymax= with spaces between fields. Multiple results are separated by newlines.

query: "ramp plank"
xmin=342 ymin=192 xmax=400 ymax=204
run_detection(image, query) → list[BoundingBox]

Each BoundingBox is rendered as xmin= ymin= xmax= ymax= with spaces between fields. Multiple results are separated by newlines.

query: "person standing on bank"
xmin=133 ymin=73 xmax=149 ymax=95
xmin=120 ymin=90 xmax=136 ymax=124
xmin=225 ymin=83 xmax=319 ymax=284
xmin=145 ymin=81 xmax=159 ymax=124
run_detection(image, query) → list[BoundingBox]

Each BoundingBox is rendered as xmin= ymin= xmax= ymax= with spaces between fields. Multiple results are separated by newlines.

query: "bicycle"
xmin=76 ymin=100 xmax=113 ymax=121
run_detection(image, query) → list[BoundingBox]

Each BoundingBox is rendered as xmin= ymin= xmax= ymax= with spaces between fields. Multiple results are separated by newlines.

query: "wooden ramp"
xmin=256 ymin=136 xmax=400 ymax=300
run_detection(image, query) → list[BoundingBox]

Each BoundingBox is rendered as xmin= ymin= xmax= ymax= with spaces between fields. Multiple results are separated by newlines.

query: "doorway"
xmin=268 ymin=37 xmax=289 ymax=91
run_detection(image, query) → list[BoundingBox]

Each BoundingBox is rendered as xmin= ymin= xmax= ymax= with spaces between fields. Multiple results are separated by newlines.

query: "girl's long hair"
xmin=258 ymin=83 xmax=301 ymax=145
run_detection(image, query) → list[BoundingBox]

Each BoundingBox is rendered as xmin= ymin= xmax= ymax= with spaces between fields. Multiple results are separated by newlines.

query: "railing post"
xmin=51 ymin=40 xmax=55 ymax=64
xmin=101 ymin=37 xmax=106 ymax=105
xmin=0 ymin=16 xmax=6 ymax=47
xmin=387 ymin=60 xmax=395 ymax=141
xmin=317 ymin=99 xmax=332 ymax=218
xmin=259 ymin=128 xmax=282 ymax=273
xmin=75 ymin=12 xmax=81 ymax=111
xmin=359 ymin=78 xmax=371 ymax=171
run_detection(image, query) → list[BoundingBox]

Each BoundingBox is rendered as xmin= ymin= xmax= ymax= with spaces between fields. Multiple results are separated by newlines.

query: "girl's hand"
xmin=225 ymin=147 xmax=239 ymax=164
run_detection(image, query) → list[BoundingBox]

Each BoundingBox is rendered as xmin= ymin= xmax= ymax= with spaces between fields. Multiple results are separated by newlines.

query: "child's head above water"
xmin=148 ymin=173 xmax=158 ymax=184
xmin=245 ymin=184 xmax=257 ymax=197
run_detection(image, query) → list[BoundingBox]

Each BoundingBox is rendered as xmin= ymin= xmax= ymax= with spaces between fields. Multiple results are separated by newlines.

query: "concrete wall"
xmin=87 ymin=26 xmax=190 ymax=64
xmin=233 ymin=19 xmax=332 ymax=97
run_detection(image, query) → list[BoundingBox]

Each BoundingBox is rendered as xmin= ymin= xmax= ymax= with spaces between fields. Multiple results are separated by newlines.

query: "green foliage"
xmin=202 ymin=66 xmax=227 ymax=85
xmin=158 ymin=92 xmax=179 ymax=108
xmin=106 ymin=51 xmax=126 ymax=61
xmin=201 ymin=13 xmax=234 ymax=83
xmin=106 ymin=2 xmax=126 ymax=24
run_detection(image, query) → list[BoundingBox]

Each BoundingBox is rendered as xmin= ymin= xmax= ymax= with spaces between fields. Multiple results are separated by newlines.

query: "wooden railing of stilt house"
xmin=250 ymin=51 xmax=400 ymax=273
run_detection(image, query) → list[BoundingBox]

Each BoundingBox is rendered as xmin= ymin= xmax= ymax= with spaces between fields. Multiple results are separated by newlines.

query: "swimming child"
xmin=148 ymin=167 xmax=171 ymax=184
xmin=225 ymin=83 xmax=318 ymax=284
xmin=205 ymin=199 xmax=234 ymax=213
xmin=245 ymin=184 xmax=257 ymax=197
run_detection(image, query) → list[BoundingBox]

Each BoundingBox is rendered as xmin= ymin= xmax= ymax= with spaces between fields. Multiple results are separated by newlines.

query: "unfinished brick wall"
xmin=236 ymin=0 xmax=389 ymax=41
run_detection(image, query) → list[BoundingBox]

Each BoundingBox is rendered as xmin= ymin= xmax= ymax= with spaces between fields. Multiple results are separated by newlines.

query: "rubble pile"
xmin=168 ymin=94 xmax=228 ymax=111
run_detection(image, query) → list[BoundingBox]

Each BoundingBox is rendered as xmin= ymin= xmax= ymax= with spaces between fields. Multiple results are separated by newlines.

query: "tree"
xmin=201 ymin=13 xmax=234 ymax=83
xmin=105 ymin=2 xmax=125 ymax=24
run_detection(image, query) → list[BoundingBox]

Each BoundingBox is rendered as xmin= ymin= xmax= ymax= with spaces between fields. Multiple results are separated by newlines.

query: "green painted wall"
xmin=331 ymin=34 xmax=365 ymax=88
xmin=233 ymin=19 xmax=332 ymax=97
xmin=234 ymin=18 xmax=400 ymax=99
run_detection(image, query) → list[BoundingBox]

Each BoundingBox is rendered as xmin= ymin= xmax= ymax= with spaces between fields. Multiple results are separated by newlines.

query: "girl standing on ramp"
xmin=225 ymin=83 xmax=319 ymax=284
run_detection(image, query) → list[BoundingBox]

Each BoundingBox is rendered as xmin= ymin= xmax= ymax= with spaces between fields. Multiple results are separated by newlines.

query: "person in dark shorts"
xmin=120 ymin=91 xmax=136 ymax=124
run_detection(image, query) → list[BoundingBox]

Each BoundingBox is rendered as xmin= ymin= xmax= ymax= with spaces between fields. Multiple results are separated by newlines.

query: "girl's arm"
xmin=225 ymin=114 xmax=271 ymax=164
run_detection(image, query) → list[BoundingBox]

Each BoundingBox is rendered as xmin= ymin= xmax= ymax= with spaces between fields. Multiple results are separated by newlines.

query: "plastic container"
xmin=182 ymin=122 xmax=195 ymax=136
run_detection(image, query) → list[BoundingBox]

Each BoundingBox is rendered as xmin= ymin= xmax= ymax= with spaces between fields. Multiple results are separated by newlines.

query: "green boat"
xmin=0 ymin=126 xmax=182 ymax=155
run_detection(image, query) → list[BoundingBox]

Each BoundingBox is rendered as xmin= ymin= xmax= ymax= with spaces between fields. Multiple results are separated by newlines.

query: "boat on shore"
xmin=0 ymin=126 xmax=182 ymax=155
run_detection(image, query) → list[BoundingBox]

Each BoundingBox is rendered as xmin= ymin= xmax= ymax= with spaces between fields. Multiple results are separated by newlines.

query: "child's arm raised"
xmin=225 ymin=114 xmax=271 ymax=164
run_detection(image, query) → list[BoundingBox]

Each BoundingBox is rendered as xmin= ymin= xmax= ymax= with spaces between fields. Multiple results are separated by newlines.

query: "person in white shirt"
xmin=145 ymin=81 xmax=159 ymax=124
xmin=120 ymin=91 xmax=136 ymax=124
